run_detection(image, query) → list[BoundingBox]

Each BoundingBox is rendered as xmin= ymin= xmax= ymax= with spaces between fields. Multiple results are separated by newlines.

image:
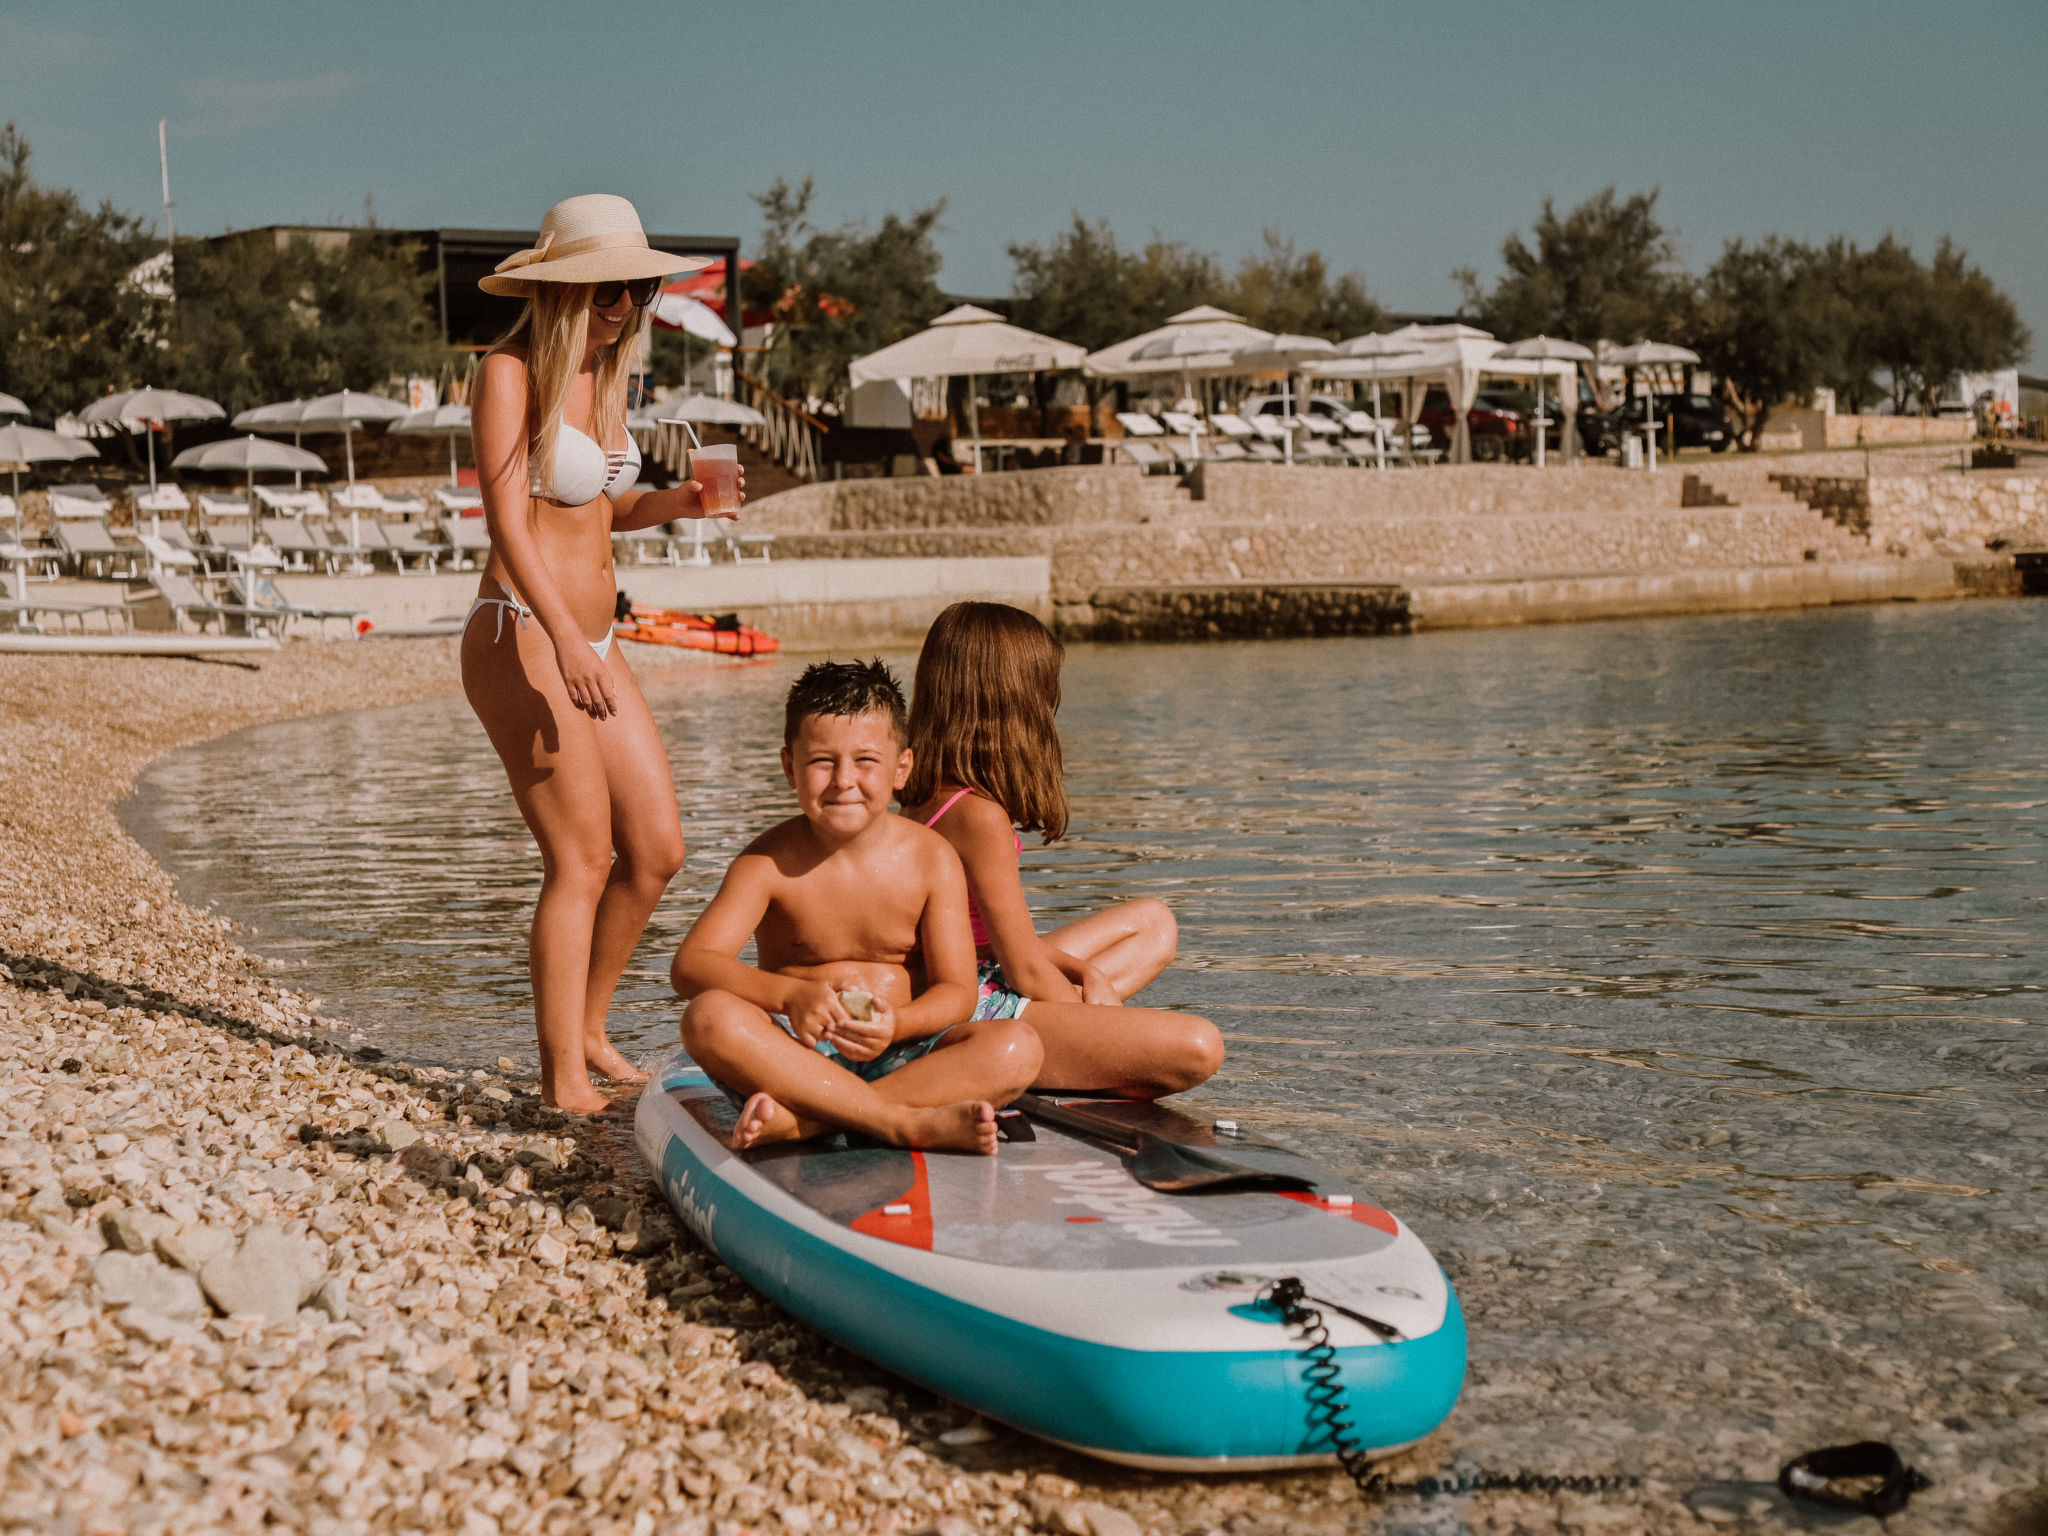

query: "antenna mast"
xmin=158 ymin=119 xmax=175 ymax=249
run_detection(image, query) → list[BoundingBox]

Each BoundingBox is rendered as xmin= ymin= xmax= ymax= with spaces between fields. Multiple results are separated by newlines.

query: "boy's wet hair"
xmin=784 ymin=658 xmax=908 ymax=745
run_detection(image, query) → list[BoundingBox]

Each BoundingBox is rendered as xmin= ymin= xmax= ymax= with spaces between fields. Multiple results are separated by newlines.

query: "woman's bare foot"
xmin=895 ymin=1102 xmax=999 ymax=1155
xmin=586 ymin=1040 xmax=649 ymax=1084
xmin=544 ymin=1082 xmax=615 ymax=1115
xmin=730 ymin=1093 xmax=823 ymax=1150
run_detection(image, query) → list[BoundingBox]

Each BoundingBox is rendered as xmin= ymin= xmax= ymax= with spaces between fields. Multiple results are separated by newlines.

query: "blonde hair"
xmin=904 ymin=602 xmax=1069 ymax=843
xmin=486 ymin=284 xmax=645 ymax=494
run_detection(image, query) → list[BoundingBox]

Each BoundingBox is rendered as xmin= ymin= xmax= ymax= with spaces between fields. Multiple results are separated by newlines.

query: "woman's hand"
xmin=556 ymin=635 xmax=618 ymax=719
xmin=678 ymin=464 xmax=745 ymax=521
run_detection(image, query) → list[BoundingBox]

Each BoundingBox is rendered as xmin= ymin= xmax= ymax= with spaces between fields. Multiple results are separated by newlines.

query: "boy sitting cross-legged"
xmin=671 ymin=660 xmax=1042 ymax=1154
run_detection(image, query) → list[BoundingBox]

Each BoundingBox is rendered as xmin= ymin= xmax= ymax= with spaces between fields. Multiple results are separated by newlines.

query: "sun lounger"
xmin=1114 ymin=412 xmax=1168 ymax=439
xmin=380 ymin=522 xmax=447 ymax=573
xmin=724 ymin=529 xmax=775 ymax=564
xmin=0 ymin=593 xmax=129 ymax=634
xmin=671 ymin=521 xmax=717 ymax=567
xmin=444 ymin=517 xmax=491 ymax=571
xmin=1116 ymin=440 xmax=1181 ymax=474
xmin=330 ymin=483 xmax=388 ymax=512
xmin=196 ymin=491 xmax=252 ymax=522
xmin=613 ymin=526 xmax=675 ymax=566
xmin=46 ymin=483 xmax=113 ymax=521
xmin=378 ymin=490 xmax=429 ymax=520
xmin=1159 ymin=411 xmax=1208 ymax=441
xmin=132 ymin=483 xmax=191 ymax=518
xmin=1205 ymin=440 xmax=1249 ymax=462
xmin=145 ymin=571 xmax=283 ymax=637
xmin=249 ymin=575 xmax=359 ymax=639
xmin=435 ymin=487 xmax=484 ymax=514
xmin=1293 ymin=435 xmax=1344 ymax=464
xmin=257 ymin=517 xmax=342 ymax=572
xmin=137 ymin=532 xmax=201 ymax=573
xmin=1340 ymin=436 xmax=1385 ymax=464
xmin=1208 ymin=412 xmax=1256 ymax=440
xmin=50 ymin=517 xmax=142 ymax=579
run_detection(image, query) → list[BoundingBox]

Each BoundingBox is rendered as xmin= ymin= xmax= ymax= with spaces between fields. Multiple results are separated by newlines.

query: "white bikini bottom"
xmin=463 ymin=578 xmax=614 ymax=659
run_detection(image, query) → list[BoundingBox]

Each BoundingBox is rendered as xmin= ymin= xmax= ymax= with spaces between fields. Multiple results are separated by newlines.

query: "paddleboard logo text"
xmin=1031 ymin=1162 xmax=1238 ymax=1248
xmin=666 ymin=1168 xmax=717 ymax=1249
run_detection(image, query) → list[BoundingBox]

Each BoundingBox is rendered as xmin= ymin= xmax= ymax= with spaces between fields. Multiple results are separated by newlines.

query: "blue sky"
xmin=4 ymin=0 xmax=2041 ymax=359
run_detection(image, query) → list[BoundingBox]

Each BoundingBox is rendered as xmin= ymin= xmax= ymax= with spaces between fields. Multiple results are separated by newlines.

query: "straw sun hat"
xmin=478 ymin=193 xmax=711 ymax=296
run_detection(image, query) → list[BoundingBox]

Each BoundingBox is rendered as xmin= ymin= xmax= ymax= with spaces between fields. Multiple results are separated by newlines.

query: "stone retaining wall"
xmin=1190 ymin=461 xmax=1688 ymax=519
xmin=1062 ymin=583 xmax=1409 ymax=641
xmin=1046 ymin=505 xmax=1870 ymax=603
xmin=1864 ymin=476 xmax=2048 ymax=555
xmin=744 ymin=467 xmax=1173 ymax=533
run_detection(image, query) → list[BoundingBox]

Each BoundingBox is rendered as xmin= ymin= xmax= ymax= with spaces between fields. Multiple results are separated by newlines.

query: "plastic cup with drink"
xmin=689 ymin=443 xmax=741 ymax=515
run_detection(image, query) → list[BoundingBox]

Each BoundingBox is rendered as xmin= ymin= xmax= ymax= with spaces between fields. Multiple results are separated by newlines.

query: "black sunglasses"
xmin=592 ymin=278 xmax=662 ymax=310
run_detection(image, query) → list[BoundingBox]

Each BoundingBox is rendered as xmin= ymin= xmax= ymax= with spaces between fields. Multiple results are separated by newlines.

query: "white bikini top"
xmin=531 ymin=422 xmax=640 ymax=505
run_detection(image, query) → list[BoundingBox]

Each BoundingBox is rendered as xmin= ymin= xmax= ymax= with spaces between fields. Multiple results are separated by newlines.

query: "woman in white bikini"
xmin=463 ymin=194 xmax=742 ymax=1112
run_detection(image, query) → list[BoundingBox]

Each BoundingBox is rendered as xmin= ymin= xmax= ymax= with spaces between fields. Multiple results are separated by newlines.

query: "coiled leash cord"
xmin=1264 ymin=1278 xmax=1641 ymax=1501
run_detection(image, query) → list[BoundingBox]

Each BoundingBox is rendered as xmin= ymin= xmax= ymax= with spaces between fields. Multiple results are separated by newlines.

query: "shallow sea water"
xmin=125 ymin=601 xmax=2048 ymax=1513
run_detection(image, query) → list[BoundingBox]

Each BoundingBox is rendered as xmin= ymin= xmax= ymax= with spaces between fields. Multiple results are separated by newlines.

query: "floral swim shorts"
xmin=973 ymin=960 xmax=1030 ymax=1021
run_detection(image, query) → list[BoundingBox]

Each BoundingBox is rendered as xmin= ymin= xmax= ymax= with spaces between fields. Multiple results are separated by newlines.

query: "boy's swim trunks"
xmin=772 ymin=1012 xmax=954 ymax=1082
xmin=972 ymin=959 xmax=1030 ymax=1021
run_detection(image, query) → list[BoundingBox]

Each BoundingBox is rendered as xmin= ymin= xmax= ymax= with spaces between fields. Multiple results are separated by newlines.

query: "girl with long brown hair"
xmin=900 ymin=601 xmax=1223 ymax=1095
xmin=463 ymin=195 xmax=742 ymax=1112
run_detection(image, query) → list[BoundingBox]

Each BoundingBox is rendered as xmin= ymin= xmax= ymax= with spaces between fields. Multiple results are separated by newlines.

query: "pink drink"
xmin=690 ymin=445 xmax=741 ymax=513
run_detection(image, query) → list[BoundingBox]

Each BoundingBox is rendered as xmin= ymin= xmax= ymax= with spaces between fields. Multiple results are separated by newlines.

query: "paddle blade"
xmin=1129 ymin=1131 xmax=1317 ymax=1193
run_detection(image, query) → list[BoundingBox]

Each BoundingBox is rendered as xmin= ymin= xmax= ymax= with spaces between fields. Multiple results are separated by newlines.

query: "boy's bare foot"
xmin=585 ymin=1041 xmax=649 ymax=1084
xmin=898 ymin=1101 xmax=999 ymax=1156
xmin=730 ymin=1093 xmax=824 ymax=1149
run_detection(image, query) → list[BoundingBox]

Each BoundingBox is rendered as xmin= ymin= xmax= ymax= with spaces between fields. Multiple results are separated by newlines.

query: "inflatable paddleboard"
xmin=613 ymin=603 xmax=778 ymax=656
xmin=636 ymin=1048 xmax=1465 ymax=1470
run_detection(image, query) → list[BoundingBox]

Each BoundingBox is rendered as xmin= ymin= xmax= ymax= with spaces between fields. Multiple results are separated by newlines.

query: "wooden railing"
xmin=734 ymin=369 xmax=827 ymax=482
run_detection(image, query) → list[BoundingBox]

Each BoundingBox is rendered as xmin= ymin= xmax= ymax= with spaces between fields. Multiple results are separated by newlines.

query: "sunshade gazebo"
xmin=1491 ymin=336 xmax=1596 ymax=467
xmin=1600 ymin=342 xmax=1701 ymax=471
xmin=849 ymin=306 xmax=1086 ymax=471
xmin=0 ymin=424 xmax=99 ymax=583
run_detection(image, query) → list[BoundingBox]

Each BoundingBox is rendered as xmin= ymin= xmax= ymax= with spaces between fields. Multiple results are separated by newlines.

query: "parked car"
xmin=1585 ymin=392 xmax=1735 ymax=454
xmin=1416 ymin=387 xmax=1562 ymax=461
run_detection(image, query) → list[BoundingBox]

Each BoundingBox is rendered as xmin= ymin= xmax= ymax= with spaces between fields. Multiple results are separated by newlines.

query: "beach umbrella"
xmin=173 ymin=435 xmax=327 ymax=574
xmin=651 ymin=394 xmax=766 ymax=426
xmin=650 ymin=292 xmax=738 ymax=345
xmin=233 ymin=398 xmax=315 ymax=487
xmin=1084 ymin=306 xmax=1273 ymax=381
xmin=0 ymin=423 xmax=99 ymax=548
xmin=1128 ymin=331 xmax=1247 ymax=457
xmin=1496 ymin=336 xmax=1596 ymax=467
xmin=78 ymin=386 xmax=225 ymax=493
xmin=286 ymin=391 xmax=410 ymax=492
xmin=391 ymin=404 xmax=473 ymax=487
xmin=1600 ymin=342 xmax=1700 ymax=471
xmin=1230 ymin=336 xmax=1338 ymax=464
xmin=0 ymin=392 xmax=28 ymax=419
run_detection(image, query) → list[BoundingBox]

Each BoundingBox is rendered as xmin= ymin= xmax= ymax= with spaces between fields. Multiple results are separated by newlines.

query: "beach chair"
xmin=1294 ymin=435 xmax=1344 ymax=465
xmin=137 ymin=532 xmax=201 ymax=574
xmin=435 ymin=487 xmax=483 ymax=514
xmin=1113 ymin=411 xmax=1168 ymax=439
xmin=248 ymin=575 xmax=360 ymax=639
xmin=1205 ymin=440 xmax=1250 ymax=462
xmin=0 ymin=591 xmax=128 ymax=635
xmin=444 ymin=516 xmax=492 ymax=571
xmin=378 ymin=489 xmax=429 ymax=520
xmin=145 ymin=570 xmax=283 ymax=637
xmin=330 ymin=483 xmax=388 ymax=512
xmin=1208 ymin=412 xmax=1256 ymax=440
xmin=1159 ymin=411 xmax=1209 ymax=442
xmin=50 ymin=515 xmax=142 ymax=579
xmin=724 ymin=529 xmax=775 ymax=564
xmin=1116 ymin=440 xmax=1179 ymax=474
xmin=614 ymin=525 xmax=676 ymax=566
xmin=380 ymin=521 xmax=447 ymax=573
xmin=47 ymin=483 xmax=113 ymax=520
xmin=132 ymin=482 xmax=191 ymax=519
xmin=672 ymin=521 xmax=717 ymax=567
xmin=258 ymin=517 xmax=341 ymax=572
xmin=1340 ymin=436 xmax=1384 ymax=465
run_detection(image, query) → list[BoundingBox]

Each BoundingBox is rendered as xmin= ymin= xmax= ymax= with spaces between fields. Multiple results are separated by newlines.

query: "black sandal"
xmin=1778 ymin=1441 xmax=1931 ymax=1517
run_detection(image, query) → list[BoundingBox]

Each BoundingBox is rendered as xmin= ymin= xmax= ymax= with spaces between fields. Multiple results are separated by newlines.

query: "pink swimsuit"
xmin=923 ymin=786 xmax=1022 ymax=948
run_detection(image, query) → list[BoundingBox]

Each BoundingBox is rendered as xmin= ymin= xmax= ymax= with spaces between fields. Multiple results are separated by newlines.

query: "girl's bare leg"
xmin=578 ymin=649 xmax=684 ymax=1082
xmin=1042 ymin=897 xmax=1179 ymax=1000
xmin=465 ymin=622 xmax=669 ymax=1112
xmin=682 ymin=993 xmax=1015 ymax=1153
xmin=1022 ymin=1000 xmax=1223 ymax=1096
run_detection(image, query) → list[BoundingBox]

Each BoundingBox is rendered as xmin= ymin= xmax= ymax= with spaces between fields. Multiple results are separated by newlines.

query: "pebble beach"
xmin=0 ymin=641 xmax=2036 ymax=1536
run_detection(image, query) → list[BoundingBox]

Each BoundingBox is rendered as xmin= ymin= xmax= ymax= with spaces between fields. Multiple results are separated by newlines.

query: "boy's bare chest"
xmin=765 ymin=863 xmax=925 ymax=962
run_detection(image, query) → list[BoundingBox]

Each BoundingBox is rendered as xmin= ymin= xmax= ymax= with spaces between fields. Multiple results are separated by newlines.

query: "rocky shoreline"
xmin=0 ymin=643 xmax=2026 ymax=1535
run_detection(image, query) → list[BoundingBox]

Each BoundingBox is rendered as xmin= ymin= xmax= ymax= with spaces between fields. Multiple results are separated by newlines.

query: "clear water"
xmin=124 ymin=603 xmax=2048 ymax=1489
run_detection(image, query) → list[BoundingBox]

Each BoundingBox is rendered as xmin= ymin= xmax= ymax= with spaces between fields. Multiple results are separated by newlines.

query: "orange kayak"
xmin=613 ymin=602 xmax=779 ymax=656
